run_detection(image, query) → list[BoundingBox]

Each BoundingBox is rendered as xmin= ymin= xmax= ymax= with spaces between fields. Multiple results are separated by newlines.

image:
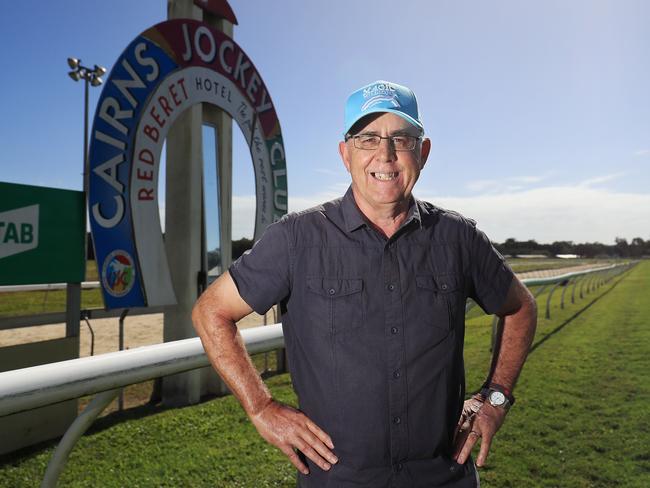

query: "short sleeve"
xmin=228 ymin=219 xmax=291 ymax=315
xmin=467 ymin=224 xmax=514 ymax=315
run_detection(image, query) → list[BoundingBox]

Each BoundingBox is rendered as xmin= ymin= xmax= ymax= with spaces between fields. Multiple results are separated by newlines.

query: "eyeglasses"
xmin=346 ymin=133 xmax=422 ymax=151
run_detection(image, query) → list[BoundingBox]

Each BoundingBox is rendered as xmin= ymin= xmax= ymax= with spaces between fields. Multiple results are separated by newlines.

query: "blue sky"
xmin=1 ymin=0 xmax=648 ymax=244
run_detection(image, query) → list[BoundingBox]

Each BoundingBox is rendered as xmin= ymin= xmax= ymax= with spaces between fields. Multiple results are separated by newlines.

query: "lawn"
xmin=0 ymin=261 xmax=102 ymax=317
xmin=0 ymin=262 xmax=648 ymax=487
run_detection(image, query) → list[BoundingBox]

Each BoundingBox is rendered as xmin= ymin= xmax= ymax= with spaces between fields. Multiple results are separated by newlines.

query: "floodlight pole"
xmin=83 ymin=75 xmax=89 ymax=197
xmin=66 ymin=59 xmax=106 ymax=339
xmin=67 ymin=59 xmax=105 ymax=207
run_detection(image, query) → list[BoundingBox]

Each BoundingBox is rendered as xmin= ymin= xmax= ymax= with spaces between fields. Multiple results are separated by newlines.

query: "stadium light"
xmin=66 ymin=57 xmax=107 ymax=195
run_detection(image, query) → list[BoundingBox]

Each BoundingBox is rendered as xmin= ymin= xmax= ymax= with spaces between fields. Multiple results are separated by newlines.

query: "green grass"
xmin=0 ymin=261 xmax=103 ymax=318
xmin=1 ymin=262 xmax=648 ymax=487
xmin=0 ymin=289 xmax=104 ymax=317
xmin=463 ymin=261 xmax=650 ymax=487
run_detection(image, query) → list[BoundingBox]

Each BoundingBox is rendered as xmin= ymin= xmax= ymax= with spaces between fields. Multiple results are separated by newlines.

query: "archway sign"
xmin=89 ymin=19 xmax=287 ymax=309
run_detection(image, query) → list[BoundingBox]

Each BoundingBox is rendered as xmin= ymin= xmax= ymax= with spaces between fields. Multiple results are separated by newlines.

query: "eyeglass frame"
xmin=344 ymin=132 xmax=424 ymax=151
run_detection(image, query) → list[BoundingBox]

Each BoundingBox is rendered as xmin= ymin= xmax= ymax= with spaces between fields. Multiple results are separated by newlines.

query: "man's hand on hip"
xmin=250 ymin=399 xmax=338 ymax=475
xmin=452 ymin=396 xmax=507 ymax=468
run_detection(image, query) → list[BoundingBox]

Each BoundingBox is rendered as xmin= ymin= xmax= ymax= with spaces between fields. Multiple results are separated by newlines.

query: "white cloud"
xmin=634 ymin=149 xmax=650 ymax=156
xmin=466 ymin=179 xmax=500 ymax=192
xmin=421 ymin=186 xmax=650 ymax=244
xmin=577 ymin=172 xmax=625 ymax=188
xmin=159 ymin=203 xmax=165 ymax=233
xmin=508 ymin=175 xmax=547 ymax=184
xmin=232 ymin=195 xmax=256 ymax=239
xmin=465 ymin=173 xmax=550 ymax=193
xmin=229 ymin=183 xmax=351 ymax=240
xmin=230 ymin=181 xmax=649 ymax=244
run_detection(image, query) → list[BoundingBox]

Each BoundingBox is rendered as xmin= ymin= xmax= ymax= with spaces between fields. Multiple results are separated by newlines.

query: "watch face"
xmin=489 ymin=391 xmax=506 ymax=406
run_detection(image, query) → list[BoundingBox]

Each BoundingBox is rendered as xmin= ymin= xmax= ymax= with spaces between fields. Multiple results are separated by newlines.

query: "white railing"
xmin=0 ymin=324 xmax=284 ymax=488
xmin=0 ymin=324 xmax=283 ymax=417
xmin=0 ymin=281 xmax=100 ymax=293
xmin=0 ymin=262 xmax=636 ymax=487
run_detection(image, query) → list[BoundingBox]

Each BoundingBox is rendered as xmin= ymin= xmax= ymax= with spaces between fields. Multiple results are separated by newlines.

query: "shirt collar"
xmin=341 ymin=186 xmax=367 ymax=232
xmin=340 ymin=186 xmax=424 ymax=233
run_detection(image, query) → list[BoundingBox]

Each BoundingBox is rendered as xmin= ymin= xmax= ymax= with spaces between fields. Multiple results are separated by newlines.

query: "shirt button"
xmin=387 ymin=283 xmax=395 ymax=291
xmin=391 ymin=327 xmax=399 ymax=335
xmin=441 ymin=283 xmax=448 ymax=291
xmin=393 ymin=370 xmax=401 ymax=379
xmin=396 ymin=463 xmax=403 ymax=472
xmin=328 ymin=288 xmax=336 ymax=295
xmin=393 ymin=416 xmax=401 ymax=424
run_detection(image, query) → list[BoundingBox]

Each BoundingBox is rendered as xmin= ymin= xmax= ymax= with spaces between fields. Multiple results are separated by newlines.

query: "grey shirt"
xmin=230 ymin=187 xmax=514 ymax=488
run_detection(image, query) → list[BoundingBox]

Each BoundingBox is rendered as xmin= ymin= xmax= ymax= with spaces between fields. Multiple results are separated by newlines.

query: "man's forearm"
xmin=192 ymin=305 xmax=272 ymax=417
xmin=454 ymin=284 xmax=537 ymax=466
xmin=192 ymin=274 xmax=337 ymax=475
xmin=487 ymin=295 xmax=537 ymax=392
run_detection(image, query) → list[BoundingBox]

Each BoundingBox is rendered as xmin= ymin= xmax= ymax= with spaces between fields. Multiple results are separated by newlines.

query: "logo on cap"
xmin=361 ymin=83 xmax=401 ymax=111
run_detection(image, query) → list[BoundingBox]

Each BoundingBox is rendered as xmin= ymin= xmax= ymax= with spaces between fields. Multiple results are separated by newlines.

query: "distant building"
xmin=512 ymin=254 xmax=548 ymax=259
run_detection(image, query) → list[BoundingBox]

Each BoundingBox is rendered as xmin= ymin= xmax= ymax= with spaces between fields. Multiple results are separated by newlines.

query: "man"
xmin=192 ymin=80 xmax=537 ymax=487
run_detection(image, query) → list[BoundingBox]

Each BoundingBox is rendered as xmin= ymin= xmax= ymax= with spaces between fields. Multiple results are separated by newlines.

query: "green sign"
xmin=0 ymin=182 xmax=85 ymax=285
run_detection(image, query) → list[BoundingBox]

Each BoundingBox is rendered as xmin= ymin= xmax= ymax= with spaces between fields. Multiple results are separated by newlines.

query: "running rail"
xmin=0 ymin=262 xmax=636 ymax=487
xmin=0 ymin=281 xmax=100 ymax=293
xmin=0 ymin=324 xmax=284 ymax=418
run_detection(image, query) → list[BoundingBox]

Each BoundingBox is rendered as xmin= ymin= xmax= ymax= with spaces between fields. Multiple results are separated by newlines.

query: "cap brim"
xmin=344 ymin=108 xmax=424 ymax=136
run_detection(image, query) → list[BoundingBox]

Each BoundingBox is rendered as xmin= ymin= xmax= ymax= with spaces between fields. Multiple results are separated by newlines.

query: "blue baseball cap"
xmin=344 ymin=80 xmax=424 ymax=136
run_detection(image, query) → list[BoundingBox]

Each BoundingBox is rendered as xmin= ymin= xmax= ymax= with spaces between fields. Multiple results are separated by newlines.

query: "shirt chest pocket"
xmin=415 ymin=273 xmax=463 ymax=334
xmin=306 ymin=277 xmax=364 ymax=334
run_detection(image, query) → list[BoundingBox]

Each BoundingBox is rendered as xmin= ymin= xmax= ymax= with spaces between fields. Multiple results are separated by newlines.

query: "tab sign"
xmin=0 ymin=204 xmax=39 ymax=259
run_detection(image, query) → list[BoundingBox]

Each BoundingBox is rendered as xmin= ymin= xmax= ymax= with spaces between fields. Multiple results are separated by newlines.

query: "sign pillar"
xmin=163 ymin=0 xmax=237 ymax=404
xmin=204 ymin=9 xmax=234 ymax=274
xmin=162 ymin=0 xmax=204 ymax=406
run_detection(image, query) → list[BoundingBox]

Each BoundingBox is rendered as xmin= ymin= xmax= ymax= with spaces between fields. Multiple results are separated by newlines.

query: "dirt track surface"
xmin=0 ymin=310 xmax=275 ymax=354
xmin=0 ymin=264 xmax=609 ymax=353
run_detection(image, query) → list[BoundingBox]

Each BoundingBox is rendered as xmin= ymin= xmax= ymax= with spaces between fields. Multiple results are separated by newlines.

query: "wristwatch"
xmin=481 ymin=383 xmax=515 ymax=412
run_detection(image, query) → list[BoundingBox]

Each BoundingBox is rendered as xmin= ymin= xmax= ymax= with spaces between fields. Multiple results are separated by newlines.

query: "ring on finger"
xmin=469 ymin=430 xmax=481 ymax=437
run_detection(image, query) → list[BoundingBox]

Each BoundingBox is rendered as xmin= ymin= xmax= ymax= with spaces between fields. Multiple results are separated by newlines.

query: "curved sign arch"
xmin=89 ymin=19 xmax=287 ymax=309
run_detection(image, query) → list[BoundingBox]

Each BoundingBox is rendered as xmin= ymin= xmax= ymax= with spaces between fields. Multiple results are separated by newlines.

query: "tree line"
xmin=495 ymin=237 xmax=650 ymax=258
xmin=88 ymin=235 xmax=649 ymax=263
xmin=231 ymin=236 xmax=650 ymax=259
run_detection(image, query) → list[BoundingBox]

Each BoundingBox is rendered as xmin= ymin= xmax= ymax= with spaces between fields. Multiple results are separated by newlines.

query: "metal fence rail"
xmin=0 ymin=324 xmax=283 ymax=418
xmin=0 ymin=281 xmax=100 ymax=293
xmin=0 ymin=261 xmax=636 ymax=487
xmin=0 ymin=324 xmax=284 ymax=488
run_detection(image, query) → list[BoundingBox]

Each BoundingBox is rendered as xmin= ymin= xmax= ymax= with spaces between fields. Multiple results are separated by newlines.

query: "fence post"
xmin=533 ymin=284 xmax=548 ymax=299
xmin=118 ymin=309 xmax=129 ymax=410
xmin=545 ymin=282 xmax=562 ymax=319
xmin=490 ymin=315 xmax=498 ymax=352
xmin=571 ymin=275 xmax=581 ymax=304
xmin=41 ymin=389 xmax=120 ymax=488
xmin=560 ymin=279 xmax=571 ymax=309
